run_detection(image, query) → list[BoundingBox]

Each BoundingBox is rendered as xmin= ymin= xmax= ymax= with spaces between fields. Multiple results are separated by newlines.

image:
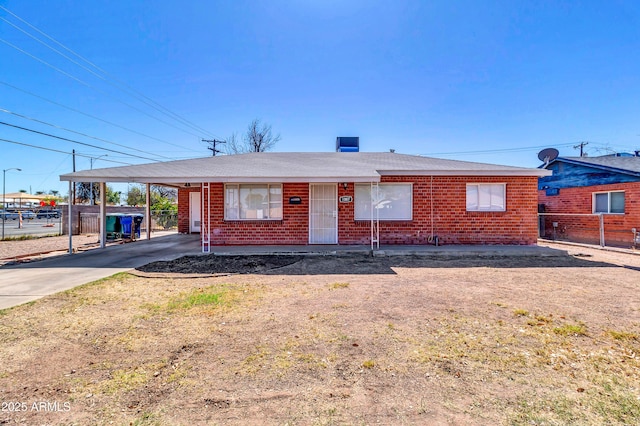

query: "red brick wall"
xmin=177 ymin=187 xmax=200 ymax=234
xmin=179 ymin=176 xmax=540 ymax=245
xmin=538 ymin=182 xmax=640 ymax=247
xmin=338 ymin=176 xmax=539 ymax=245
xmin=203 ymin=183 xmax=309 ymax=245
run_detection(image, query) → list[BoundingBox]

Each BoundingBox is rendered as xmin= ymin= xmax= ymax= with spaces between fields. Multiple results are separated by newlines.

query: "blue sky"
xmin=1 ymin=0 xmax=639 ymax=195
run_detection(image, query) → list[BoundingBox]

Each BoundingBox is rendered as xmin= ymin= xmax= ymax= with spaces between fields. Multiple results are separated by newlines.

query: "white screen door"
xmin=190 ymin=191 xmax=201 ymax=233
xmin=309 ymin=184 xmax=337 ymax=244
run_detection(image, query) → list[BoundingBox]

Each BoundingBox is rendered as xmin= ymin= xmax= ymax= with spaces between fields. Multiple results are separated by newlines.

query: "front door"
xmin=189 ymin=192 xmax=201 ymax=233
xmin=309 ymin=184 xmax=337 ymax=244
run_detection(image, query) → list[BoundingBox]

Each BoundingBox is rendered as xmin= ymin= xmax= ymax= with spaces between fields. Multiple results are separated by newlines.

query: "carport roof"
xmin=60 ymin=152 xmax=551 ymax=184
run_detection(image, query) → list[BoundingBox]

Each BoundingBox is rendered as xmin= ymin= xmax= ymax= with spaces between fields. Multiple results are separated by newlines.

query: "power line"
xmin=0 ymin=37 xmax=209 ymax=139
xmin=0 ymin=80 xmax=201 ymax=153
xmin=0 ymin=137 xmax=132 ymax=164
xmin=420 ymin=142 xmax=578 ymax=157
xmin=0 ymin=5 xmax=220 ymax=139
xmin=0 ymin=121 xmax=161 ymax=162
xmin=36 ymin=154 xmax=72 ymax=190
xmin=2 ymin=14 xmax=205 ymax=135
xmin=0 ymin=16 xmax=110 ymax=81
xmin=0 ymin=108 xmax=174 ymax=160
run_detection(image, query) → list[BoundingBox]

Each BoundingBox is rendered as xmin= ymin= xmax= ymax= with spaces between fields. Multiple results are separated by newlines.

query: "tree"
xmin=123 ymin=184 xmax=177 ymax=229
xmin=106 ymin=186 xmax=121 ymax=205
xmin=126 ymin=185 xmax=145 ymax=206
xmin=74 ymin=183 xmax=120 ymax=204
xmin=125 ymin=185 xmax=177 ymax=208
xmin=226 ymin=119 xmax=281 ymax=154
xmin=75 ymin=182 xmax=96 ymax=204
xmin=151 ymin=185 xmax=177 ymax=202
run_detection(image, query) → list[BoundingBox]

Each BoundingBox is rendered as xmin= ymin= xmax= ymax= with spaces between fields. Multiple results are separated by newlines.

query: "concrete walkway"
xmin=205 ymin=243 xmax=565 ymax=257
xmin=0 ymin=233 xmax=202 ymax=310
xmin=0 ymin=235 xmax=566 ymax=310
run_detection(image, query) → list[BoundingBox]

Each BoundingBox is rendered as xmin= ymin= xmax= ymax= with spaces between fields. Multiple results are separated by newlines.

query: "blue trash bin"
xmin=120 ymin=215 xmax=133 ymax=239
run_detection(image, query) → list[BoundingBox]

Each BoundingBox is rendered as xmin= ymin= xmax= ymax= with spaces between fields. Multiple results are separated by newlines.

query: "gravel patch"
xmin=0 ymin=234 xmax=100 ymax=262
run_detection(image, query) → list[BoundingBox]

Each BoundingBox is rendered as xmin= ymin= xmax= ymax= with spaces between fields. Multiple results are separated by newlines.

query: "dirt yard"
xmin=1 ymin=243 xmax=639 ymax=425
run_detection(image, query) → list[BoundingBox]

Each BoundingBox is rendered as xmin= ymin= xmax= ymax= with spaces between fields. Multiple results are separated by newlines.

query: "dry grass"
xmin=0 ymin=252 xmax=639 ymax=425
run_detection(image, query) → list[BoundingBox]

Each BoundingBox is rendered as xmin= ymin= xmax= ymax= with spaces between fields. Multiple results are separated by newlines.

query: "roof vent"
xmin=336 ymin=137 xmax=359 ymax=152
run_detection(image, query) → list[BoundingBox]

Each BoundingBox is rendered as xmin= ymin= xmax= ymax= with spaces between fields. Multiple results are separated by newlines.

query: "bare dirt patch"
xmin=1 ymin=245 xmax=639 ymax=425
xmin=138 ymin=254 xmax=304 ymax=275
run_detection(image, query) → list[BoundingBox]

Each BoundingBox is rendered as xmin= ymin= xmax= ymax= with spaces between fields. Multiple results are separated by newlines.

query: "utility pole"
xmin=202 ymin=139 xmax=226 ymax=156
xmin=573 ymin=141 xmax=589 ymax=157
xmin=72 ymin=149 xmax=76 ymax=205
xmin=89 ymin=154 xmax=107 ymax=205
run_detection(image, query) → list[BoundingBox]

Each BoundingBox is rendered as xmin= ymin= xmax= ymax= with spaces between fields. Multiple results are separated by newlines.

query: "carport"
xmin=60 ymin=164 xmax=196 ymax=254
xmin=61 ymin=181 xmax=155 ymax=254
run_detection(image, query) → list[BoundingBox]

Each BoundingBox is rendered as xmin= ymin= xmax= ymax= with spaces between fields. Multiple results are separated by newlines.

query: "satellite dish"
xmin=538 ymin=148 xmax=559 ymax=163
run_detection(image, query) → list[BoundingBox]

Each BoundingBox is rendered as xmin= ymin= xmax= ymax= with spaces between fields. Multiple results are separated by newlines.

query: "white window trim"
xmin=592 ymin=190 xmax=625 ymax=214
xmin=224 ymin=183 xmax=283 ymax=221
xmin=354 ymin=183 xmax=413 ymax=221
xmin=466 ymin=183 xmax=507 ymax=212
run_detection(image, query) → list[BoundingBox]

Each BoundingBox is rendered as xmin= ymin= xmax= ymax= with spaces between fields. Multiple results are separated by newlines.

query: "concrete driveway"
xmin=0 ymin=233 xmax=202 ymax=310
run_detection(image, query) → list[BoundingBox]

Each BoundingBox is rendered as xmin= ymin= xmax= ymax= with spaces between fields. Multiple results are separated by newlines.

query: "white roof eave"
xmin=59 ymin=175 xmax=384 ymax=183
xmin=377 ymin=169 xmax=553 ymax=177
xmin=59 ymin=170 xmax=551 ymax=183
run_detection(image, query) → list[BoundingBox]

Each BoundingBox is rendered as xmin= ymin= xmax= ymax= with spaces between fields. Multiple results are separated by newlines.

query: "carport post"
xmin=99 ymin=182 xmax=107 ymax=248
xmin=68 ymin=180 xmax=73 ymax=255
xmin=146 ymin=183 xmax=151 ymax=240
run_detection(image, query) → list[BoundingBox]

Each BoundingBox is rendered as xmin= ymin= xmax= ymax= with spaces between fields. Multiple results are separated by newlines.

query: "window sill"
xmin=354 ymin=219 xmax=413 ymax=222
xmin=224 ymin=218 xmax=283 ymax=222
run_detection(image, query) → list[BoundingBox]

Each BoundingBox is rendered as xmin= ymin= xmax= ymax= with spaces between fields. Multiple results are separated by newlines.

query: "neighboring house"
xmin=61 ymin=151 xmax=550 ymax=251
xmin=538 ymin=153 xmax=640 ymax=247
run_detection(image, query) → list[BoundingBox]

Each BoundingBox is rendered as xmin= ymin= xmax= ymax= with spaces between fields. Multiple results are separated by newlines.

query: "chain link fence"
xmin=1 ymin=211 xmax=64 ymax=240
xmin=539 ymin=212 xmax=640 ymax=249
xmin=146 ymin=210 xmax=178 ymax=232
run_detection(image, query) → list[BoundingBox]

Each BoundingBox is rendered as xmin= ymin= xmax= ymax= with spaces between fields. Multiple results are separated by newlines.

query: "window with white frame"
xmin=224 ymin=184 xmax=283 ymax=220
xmin=466 ymin=183 xmax=506 ymax=212
xmin=354 ymin=183 xmax=412 ymax=220
xmin=593 ymin=191 xmax=625 ymax=214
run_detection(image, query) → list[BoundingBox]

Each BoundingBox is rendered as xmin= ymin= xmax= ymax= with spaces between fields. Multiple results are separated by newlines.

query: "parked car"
xmin=36 ymin=209 xmax=61 ymax=219
xmin=20 ymin=210 xmax=36 ymax=220
xmin=0 ymin=210 xmax=18 ymax=220
xmin=0 ymin=210 xmax=35 ymax=220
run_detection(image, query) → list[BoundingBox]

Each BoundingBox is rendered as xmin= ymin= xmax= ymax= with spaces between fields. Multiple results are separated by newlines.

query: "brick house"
xmin=538 ymin=154 xmax=640 ymax=247
xmin=62 ymin=151 xmax=550 ymax=251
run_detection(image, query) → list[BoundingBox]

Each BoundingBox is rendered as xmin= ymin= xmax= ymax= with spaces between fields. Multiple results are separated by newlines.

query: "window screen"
xmin=354 ymin=183 xmax=412 ymax=220
xmin=466 ymin=184 xmax=506 ymax=211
